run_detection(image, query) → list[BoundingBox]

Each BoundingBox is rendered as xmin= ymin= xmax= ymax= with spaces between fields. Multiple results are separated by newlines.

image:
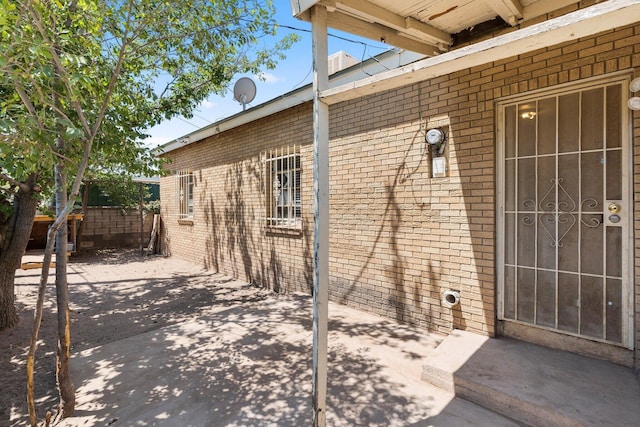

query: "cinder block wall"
xmin=79 ymin=207 xmax=154 ymax=250
xmin=161 ymin=24 xmax=640 ymax=365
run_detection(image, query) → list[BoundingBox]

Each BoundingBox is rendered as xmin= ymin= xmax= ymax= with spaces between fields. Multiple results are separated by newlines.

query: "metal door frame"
xmin=496 ymin=72 xmax=634 ymax=349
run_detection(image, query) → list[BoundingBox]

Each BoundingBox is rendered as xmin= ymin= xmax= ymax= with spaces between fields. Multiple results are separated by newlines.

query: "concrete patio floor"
xmin=8 ymin=251 xmax=639 ymax=427
xmin=47 ymin=256 xmax=520 ymax=427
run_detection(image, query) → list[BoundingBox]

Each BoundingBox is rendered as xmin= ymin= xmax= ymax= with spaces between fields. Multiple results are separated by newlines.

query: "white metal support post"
xmin=311 ymin=4 xmax=329 ymax=427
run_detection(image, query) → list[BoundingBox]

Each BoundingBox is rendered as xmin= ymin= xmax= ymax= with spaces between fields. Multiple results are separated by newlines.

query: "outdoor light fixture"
xmin=628 ymin=97 xmax=640 ymax=110
xmin=520 ymin=111 xmax=537 ymax=120
xmin=628 ymin=77 xmax=640 ymax=111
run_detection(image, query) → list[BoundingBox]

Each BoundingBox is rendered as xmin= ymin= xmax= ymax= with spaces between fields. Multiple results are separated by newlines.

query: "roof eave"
xmin=157 ymin=48 xmax=424 ymax=155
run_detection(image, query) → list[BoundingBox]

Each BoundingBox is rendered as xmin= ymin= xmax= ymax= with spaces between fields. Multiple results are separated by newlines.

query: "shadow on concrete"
xmin=5 ymin=251 xmax=522 ymax=427
xmin=58 ymin=295 xmax=445 ymax=426
xmin=2 ymin=250 xmax=267 ymax=426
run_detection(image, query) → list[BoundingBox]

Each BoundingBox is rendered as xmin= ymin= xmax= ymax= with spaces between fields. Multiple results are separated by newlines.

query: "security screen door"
xmin=498 ymin=77 xmax=632 ymax=348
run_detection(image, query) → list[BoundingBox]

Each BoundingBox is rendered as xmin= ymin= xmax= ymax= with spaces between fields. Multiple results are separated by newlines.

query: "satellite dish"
xmin=233 ymin=77 xmax=257 ymax=111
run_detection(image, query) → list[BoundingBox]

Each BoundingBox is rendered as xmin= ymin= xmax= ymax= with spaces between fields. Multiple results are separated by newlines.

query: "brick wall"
xmin=79 ymin=207 xmax=154 ymax=250
xmin=161 ymin=23 xmax=640 ymax=365
xmin=161 ymin=103 xmax=315 ymax=294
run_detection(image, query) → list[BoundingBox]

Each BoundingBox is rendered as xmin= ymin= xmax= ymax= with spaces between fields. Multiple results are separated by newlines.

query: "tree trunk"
xmin=0 ymin=175 xmax=39 ymax=330
xmin=74 ymin=180 xmax=91 ymax=256
xmin=0 ymin=262 xmax=19 ymax=330
xmin=55 ymin=141 xmax=75 ymax=417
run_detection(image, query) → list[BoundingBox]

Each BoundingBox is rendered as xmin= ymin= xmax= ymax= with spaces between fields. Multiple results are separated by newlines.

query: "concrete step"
xmin=421 ymin=330 xmax=640 ymax=427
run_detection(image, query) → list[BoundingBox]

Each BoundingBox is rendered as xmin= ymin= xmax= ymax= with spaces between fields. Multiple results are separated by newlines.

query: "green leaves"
xmin=1 ymin=0 xmax=295 ymax=198
xmin=100 ymin=0 xmax=298 ymax=120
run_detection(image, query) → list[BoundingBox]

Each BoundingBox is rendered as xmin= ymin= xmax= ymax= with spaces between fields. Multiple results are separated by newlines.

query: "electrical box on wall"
xmin=432 ymin=157 xmax=447 ymax=178
xmin=426 ymin=115 xmax=450 ymax=179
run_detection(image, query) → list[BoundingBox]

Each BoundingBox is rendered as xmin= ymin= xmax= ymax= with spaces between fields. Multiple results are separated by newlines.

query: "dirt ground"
xmin=1 ymin=249 xmax=267 ymax=426
xmin=1 ymin=249 xmax=519 ymax=427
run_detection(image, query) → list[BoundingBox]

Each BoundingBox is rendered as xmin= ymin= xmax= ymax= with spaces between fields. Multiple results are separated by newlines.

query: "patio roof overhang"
xmin=296 ymin=0 xmax=640 ymax=105
xmin=291 ymin=0 xmax=583 ymax=57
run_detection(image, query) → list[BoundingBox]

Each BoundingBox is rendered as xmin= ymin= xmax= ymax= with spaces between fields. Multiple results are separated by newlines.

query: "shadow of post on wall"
xmin=328 ymin=80 xmax=495 ymax=336
xmin=333 ymin=125 xmax=436 ymax=329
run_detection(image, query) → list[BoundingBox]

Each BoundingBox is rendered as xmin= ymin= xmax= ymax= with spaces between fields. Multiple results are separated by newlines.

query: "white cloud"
xmin=258 ymin=72 xmax=283 ymax=84
xmin=199 ymin=99 xmax=216 ymax=109
xmin=141 ymin=135 xmax=173 ymax=148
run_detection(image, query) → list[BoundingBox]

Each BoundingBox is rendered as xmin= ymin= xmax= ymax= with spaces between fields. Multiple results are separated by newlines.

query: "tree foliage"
xmin=2 ymin=0 xmax=295 ymax=178
xmin=1 ymin=0 xmax=296 ymax=423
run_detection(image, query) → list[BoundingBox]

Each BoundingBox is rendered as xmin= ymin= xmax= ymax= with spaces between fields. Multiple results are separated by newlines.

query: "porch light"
xmin=520 ymin=111 xmax=536 ymax=120
xmin=628 ymin=77 xmax=640 ymax=110
xmin=628 ymin=97 xmax=640 ymax=111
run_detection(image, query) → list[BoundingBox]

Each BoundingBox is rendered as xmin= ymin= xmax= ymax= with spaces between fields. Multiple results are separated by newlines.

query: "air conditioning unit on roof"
xmin=328 ymin=51 xmax=359 ymax=75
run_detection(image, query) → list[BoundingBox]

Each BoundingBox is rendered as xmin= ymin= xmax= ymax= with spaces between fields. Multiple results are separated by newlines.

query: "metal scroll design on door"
xmin=521 ymin=178 xmax=601 ymax=247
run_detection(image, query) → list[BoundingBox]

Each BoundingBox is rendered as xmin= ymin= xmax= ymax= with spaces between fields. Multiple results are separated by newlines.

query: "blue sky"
xmin=144 ymin=4 xmax=389 ymax=147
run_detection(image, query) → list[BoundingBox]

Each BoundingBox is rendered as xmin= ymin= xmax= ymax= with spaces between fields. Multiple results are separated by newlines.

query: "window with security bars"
xmin=264 ymin=145 xmax=301 ymax=228
xmin=176 ymin=170 xmax=193 ymax=219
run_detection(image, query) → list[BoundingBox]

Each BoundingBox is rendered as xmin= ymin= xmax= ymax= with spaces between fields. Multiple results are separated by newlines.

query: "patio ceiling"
xmin=291 ymin=0 xmax=579 ymax=55
xmin=293 ymin=0 xmax=640 ymax=104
